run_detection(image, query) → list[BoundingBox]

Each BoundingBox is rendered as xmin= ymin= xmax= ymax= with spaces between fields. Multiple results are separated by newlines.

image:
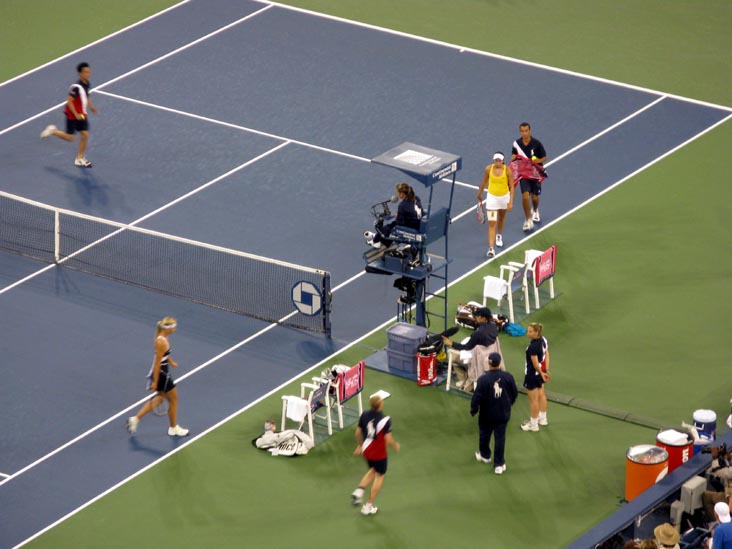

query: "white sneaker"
xmin=40 ymin=125 xmax=56 ymax=139
xmin=538 ymin=417 xmax=548 ymax=426
xmin=486 ymin=247 xmax=495 ymax=258
xmin=126 ymin=416 xmax=139 ymax=434
xmin=495 ymin=234 xmax=503 ymax=247
xmin=364 ymin=231 xmax=376 ymax=241
xmin=74 ymin=157 xmax=93 ymax=168
xmin=475 ymin=451 xmax=491 ymax=464
xmin=361 ymin=502 xmax=378 ymax=515
xmin=494 ymin=464 xmax=507 ymax=475
xmin=520 ymin=420 xmax=539 ymax=432
xmin=351 ymin=488 xmax=364 ymax=506
xmin=532 ymin=209 xmax=541 ymax=223
xmin=168 ymin=425 xmax=189 ymax=437
xmin=522 ymin=220 xmax=531 ymax=231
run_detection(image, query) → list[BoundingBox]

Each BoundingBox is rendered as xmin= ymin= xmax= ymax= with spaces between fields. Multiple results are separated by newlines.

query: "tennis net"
xmin=0 ymin=191 xmax=331 ymax=335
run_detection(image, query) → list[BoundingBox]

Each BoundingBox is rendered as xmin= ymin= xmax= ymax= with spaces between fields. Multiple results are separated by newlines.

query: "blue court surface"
xmin=0 ymin=1 xmax=729 ymax=546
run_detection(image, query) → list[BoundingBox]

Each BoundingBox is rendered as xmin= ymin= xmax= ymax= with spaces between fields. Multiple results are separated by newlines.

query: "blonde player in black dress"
xmin=127 ymin=317 xmax=189 ymax=437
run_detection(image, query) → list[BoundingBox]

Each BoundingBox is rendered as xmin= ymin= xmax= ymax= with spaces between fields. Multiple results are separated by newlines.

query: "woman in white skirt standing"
xmin=476 ymin=152 xmax=515 ymax=258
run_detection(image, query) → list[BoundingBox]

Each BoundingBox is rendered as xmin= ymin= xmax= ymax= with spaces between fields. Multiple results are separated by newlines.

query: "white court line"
xmin=255 ymin=0 xmax=732 ymax=113
xmin=3 ymin=2 xmax=729 ymax=540
xmin=0 ymin=472 xmax=10 ymax=479
xmin=95 ymin=90 xmax=369 ymax=163
xmin=451 ymin=95 xmax=667 ymax=221
xmin=0 ymin=141 xmax=290 ymax=297
xmin=0 ymin=0 xmax=191 ymax=88
xmin=93 ymin=90 xmax=668 ymax=197
xmin=0 ymin=92 xmax=706 ymax=483
xmin=0 ymin=4 xmax=273 ymax=138
xmin=16 ymin=113 xmax=732 ymax=549
xmin=0 ymin=13 xmax=711 ymax=480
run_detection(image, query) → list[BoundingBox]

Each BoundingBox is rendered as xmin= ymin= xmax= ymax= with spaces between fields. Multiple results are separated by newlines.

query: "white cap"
xmin=716 ymin=501 xmax=731 ymax=523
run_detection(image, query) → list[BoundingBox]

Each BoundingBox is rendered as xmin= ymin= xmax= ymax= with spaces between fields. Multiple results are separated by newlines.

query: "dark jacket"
xmin=451 ymin=320 xmax=498 ymax=351
xmin=470 ymin=369 xmax=518 ymax=424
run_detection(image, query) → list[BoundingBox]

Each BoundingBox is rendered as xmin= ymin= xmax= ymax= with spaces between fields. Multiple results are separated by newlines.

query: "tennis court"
xmin=1 ymin=1 xmax=730 ymax=547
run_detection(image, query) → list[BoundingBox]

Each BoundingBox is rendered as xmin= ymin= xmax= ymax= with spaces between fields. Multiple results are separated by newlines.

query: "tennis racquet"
xmin=151 ymin=392 xmax=169 ymax=416
xmin=476 ymin=200 xmax=486 ymax=224
xmin=146 ymin=371 xmax=171 ymax=416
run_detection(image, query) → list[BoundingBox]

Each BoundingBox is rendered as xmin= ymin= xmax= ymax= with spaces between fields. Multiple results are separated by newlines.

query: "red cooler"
xmin=656 ymin=429 xmax=693 ymax=473
xmin=417 ymin=352 xmax=437 ymax=386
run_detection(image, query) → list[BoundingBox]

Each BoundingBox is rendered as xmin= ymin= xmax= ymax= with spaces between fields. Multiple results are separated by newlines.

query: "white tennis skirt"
xmin=484 ymin=192 xmax=510 ymax=211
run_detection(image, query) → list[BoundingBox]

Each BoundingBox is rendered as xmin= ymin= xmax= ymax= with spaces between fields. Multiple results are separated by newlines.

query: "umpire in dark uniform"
xmin=471 ymin=352 xmax=517 ymax=475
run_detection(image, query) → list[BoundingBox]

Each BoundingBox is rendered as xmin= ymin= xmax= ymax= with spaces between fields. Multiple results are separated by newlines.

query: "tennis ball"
xmin=531 ymin=155 xmax=538 ymax=161
xmin=79 ymin=115 xmax=85 ymax=120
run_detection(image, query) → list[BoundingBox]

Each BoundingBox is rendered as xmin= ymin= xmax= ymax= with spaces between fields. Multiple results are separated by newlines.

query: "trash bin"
xmin=656 ymin=430 xmax=693 ymax=473
xmin=417 ymin=352 xmax=437 ymax=386
xmin=625 ymin=445 xmax=669 ymax=502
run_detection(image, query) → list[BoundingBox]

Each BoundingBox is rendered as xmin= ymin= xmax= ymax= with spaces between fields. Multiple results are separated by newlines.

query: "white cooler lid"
xmin=657 ymin=429 xmax=690 ymax=445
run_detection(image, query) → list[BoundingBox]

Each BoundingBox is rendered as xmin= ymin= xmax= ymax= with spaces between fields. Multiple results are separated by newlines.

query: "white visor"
xmin=493 ymin=153 xmax=504 ymax=161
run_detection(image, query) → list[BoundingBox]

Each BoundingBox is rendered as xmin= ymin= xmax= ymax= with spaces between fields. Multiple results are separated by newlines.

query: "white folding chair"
xmin=483 ymin=261 xmax=529 ymax=323
xmin=481 ymin=275 xmax=508 ymax=317
xmin=281 ymin=380 xmax=333 ymax=439
xmin=523 ymin=248 xmax=555 ymax=311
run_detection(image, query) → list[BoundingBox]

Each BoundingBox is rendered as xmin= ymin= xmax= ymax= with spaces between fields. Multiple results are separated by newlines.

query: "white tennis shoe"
xmin=126 ymin=416 xmax=139 ymax=434
xmin=351 ymin=488 xmax=364 ymax=506
xmin=495 ymin=234 xmax=503 ymax=247
xmin=475 ymin=451 xmax=491 ymax=464
xmin=40 ymin=125 xmax=56 ymax=138
xmin=74 ymin=157 xmax=93 ymax=168
xmin=532 ymin=209 xmax=541 ymax=223
xmin=361 ymin=502 xmax=378 ymax=515
xmin=520 ymin=420 xmax=539 ymax=432
xmin=168 ymin=425 xmax=189 ymax=437
xmin=494 ymin=464 xmax=507 ymax=475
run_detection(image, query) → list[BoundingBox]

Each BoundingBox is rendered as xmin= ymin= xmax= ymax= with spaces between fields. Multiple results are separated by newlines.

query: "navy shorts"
xmin=523 ymin=372 xmax=544 ymax=391
xmin=519 ymin=178 xmax=542 ymax=196
xmin=367 ymin=458 xmax=388 ymax=475
xmin=65 ymin=117 xmax=89 ymax=134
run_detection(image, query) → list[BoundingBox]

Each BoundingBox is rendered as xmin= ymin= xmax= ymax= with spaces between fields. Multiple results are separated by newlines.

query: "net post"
xmin=323 ymin=273 xmax=331 ymax=338
xmin=54 ymin=209 xmax=60 ymax=263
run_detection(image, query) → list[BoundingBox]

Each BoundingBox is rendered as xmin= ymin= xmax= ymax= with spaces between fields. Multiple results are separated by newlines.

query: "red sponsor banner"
xmin=338 ymin=361 xmax=365 ymax=403
xmin=533 ymin=245 xmax=556 ymax=287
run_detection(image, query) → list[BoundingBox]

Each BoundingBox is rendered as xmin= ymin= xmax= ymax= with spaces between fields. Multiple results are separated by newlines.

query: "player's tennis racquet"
xmin=476 ymin=200 xmax=486 ymax=224
xmin=146 ymin=371 xmax=171 ymax=416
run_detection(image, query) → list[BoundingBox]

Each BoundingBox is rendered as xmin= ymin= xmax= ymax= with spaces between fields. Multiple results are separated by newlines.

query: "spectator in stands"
xmin=365 ymin=182 xmax=422 ymax=248
xmin=703 ymin=445 xmax=732 ymax=521
xmin=471 ymin=352 xmax=517 ymax=475
xmin=476 ymin=151 xmax=515 ymax=258
xmin=638 ymin=540 xmax=657 ymax=549
xmin=351 ymin=395 xmax=400 ymax=516
xmin=520 ymin=322 xmax=550 ymax=432
xmin=710 ymin=501 xmax=732 ymax=549
xmin=653 ymin=523 xmax=680 ymax=549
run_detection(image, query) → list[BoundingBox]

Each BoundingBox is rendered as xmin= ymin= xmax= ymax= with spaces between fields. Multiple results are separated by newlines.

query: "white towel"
xmin=459 ymin=337 xmax=472 ymax=363
xmin=284 ymin=396 xmax=309 ymax=422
